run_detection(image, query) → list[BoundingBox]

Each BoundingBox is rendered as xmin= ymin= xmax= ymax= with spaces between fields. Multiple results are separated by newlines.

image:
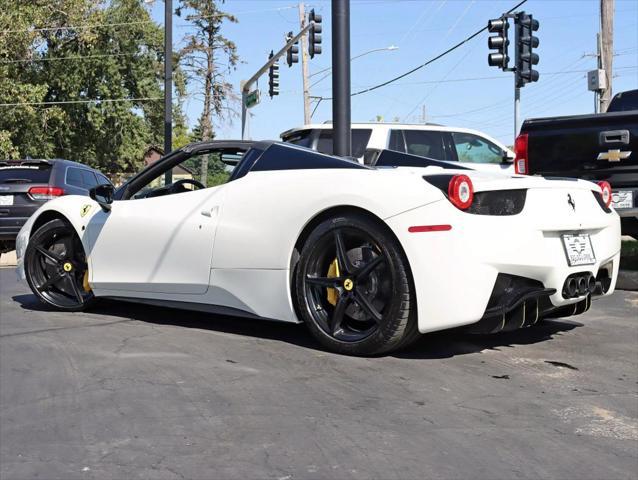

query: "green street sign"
xmin=245 ymin=89 xmax=260 ymax=109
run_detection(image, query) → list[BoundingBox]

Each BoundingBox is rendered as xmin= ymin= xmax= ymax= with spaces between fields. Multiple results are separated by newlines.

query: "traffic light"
xmin=308 ymin=9 xmax=322 ymax=58
xmin=487 ymin=16 xmax=509 ymax=70
xmin=515 ymin=12 xmax=539 ymax=87
xmin=286 ymin=32 xmax=299 ymax=67
xmin=268 ymin=51 xmax=279 ymax=98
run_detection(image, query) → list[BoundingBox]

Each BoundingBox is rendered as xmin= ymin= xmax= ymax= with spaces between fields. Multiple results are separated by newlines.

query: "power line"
xmin=0 ymin=52 xmax=149 ymax=64
xmin=314 ymin=0 xmax=527 ymax=102
xmin=2 ymin=20 xmax=155 ymax=34
xmin=0 ymin=97 xmax=162 ymax=108
xmin=349 ymin=0 xmax=528 ymax=97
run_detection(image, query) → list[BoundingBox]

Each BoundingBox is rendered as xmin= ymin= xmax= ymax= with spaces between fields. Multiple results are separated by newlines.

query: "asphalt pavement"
xmin=1 ymin=267 xmax=637 ymax=480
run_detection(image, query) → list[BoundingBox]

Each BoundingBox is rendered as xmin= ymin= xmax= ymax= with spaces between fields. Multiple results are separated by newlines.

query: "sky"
xmin=150 ymin=0 xmax=638 ymax=147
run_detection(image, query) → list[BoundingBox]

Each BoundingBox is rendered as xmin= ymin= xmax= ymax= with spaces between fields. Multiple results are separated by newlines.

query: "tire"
xmin=295 ymin=213 xmax=418 ymax=356
xmin=25 ymin=218 xmax=95 ymax=311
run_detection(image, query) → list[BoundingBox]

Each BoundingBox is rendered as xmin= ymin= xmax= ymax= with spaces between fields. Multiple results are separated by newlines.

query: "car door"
xmin=86 ymin=152 xmax=228 ymax=295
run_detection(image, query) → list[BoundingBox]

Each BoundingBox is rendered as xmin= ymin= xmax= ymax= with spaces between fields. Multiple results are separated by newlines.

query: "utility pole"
xmin=164 ymin=0 xmax=173 ymax=185
xmin=599 ymin=0 xmax=614 ymax=112
xmin=298 ymin=3 xmax=312 ymax=124
xmin=332 ymin=0 xmax=351 ymax=158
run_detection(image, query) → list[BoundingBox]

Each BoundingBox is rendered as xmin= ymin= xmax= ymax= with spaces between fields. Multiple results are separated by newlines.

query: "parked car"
xmin=515 ymin=89 xmax=638 ymax=238
xmin=0 ymin=159 xmax=111 ymax=252
xmin=281 ymin=122 xmax=515 ymax=172
xmin=16 ymin=141 xmax=619 ymax=356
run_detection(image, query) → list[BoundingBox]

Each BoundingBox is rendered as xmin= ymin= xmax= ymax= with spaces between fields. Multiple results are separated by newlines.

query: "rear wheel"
xmin=25 ymin=219 xmax=94 ymax=311
xmin=295 ymin=214 xmax=419 ymax=356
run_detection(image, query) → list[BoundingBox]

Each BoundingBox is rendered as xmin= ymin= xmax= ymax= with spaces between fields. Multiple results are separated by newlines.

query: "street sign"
xmin=245 ymin=89 xmax=260 ymax=109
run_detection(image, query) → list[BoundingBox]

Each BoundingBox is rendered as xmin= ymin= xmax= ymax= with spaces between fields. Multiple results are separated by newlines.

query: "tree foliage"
xmin=176 ymin=0 xmax=239 ymax=185
xmin=0 ymin=0 xmax=170 ymax=175
xmin=1 ymin=0 xmax=239 ymax=183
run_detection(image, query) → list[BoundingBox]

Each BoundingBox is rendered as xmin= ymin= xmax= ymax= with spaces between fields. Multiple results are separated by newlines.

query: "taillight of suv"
xmin=28 ymin=186 xmax=65 ymax=200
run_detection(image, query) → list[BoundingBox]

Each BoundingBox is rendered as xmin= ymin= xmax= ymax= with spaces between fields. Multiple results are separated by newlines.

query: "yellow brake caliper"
xmin=82 ymin=269 xmax=91 ymax=293
xmin=326 ymin=258 xmax=340 ymax=306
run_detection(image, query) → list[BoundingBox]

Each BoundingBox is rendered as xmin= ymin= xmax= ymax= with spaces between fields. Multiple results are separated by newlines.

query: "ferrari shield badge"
xmin=80 ymin=204 xmax=92 ymax=217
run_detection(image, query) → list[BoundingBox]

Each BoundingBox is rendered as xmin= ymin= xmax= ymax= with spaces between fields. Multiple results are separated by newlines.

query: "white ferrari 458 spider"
xmin=16 ymin=141 xmax=621 ymax=356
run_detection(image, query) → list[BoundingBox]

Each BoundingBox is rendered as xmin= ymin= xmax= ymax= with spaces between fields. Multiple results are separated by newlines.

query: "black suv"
xmin=0 ymin=159 xmax=111 ymax=252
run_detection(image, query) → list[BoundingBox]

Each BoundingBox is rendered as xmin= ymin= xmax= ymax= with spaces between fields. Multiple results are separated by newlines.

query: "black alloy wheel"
xmin=25 ymin=219 xmax=94 ymax=311
xmin=295 ymin=214 xmax=419 ymax=356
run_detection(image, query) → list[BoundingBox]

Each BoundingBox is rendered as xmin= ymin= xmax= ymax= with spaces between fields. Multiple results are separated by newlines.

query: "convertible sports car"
xmin=16 ymin=141 xmax=620 ymax=355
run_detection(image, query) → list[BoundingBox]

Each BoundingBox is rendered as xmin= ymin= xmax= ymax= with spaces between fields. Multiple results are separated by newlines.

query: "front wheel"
xmin=25 ymin=218 xmax=95 ymax=311
xmin=295 ymin=214 xmax=419 ymax=356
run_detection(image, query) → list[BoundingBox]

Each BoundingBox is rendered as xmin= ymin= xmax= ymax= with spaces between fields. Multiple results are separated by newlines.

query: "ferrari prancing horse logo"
xmin=80 ymin=204 xmax=92 ymax=217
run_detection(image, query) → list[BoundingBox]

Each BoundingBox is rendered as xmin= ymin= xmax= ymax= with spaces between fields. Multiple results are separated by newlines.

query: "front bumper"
xmin=386 ymin=196 xmax=621 ymax=334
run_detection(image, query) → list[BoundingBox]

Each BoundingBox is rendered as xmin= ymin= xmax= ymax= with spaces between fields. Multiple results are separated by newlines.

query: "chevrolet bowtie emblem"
xmin=597 ymin=149 xmax=632 ymax=162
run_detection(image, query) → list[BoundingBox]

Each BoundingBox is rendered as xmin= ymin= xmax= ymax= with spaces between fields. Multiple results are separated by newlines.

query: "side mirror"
xmin=502 ymin=151 xmax=515 ymax=163
xmin=90 ymin=184 xmax=114 ymax=212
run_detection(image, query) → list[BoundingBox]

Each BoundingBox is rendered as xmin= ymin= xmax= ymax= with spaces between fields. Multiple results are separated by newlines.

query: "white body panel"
xmin=16 ymin=160 xmax=621 ymax=333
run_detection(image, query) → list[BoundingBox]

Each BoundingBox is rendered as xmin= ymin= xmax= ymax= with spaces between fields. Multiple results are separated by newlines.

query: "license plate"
xmin=611 ymin=190 xmax=633 ymax=209
xmin=0 ymin=195 xmax=13 ymax=206
xmin=562 ymin=234 xmax=596 ymax=267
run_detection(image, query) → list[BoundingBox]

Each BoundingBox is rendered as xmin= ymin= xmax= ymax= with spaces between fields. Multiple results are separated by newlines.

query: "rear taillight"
xmin=28 ymin=186 xmax=65 ymax=200
xmin=514 ymin=133 xmax=529 ymax=175
xmin=597 ymin=181 xmax=612 ymax=208
xmin=448 ymin=174 xmax=474 ymax=210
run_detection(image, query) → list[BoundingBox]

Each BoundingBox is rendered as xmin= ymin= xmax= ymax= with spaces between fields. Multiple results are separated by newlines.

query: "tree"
xmin=176 ymin=0 xmax=239 ymax=185
xmin=0 ymin=0 xmax=169 ymax=176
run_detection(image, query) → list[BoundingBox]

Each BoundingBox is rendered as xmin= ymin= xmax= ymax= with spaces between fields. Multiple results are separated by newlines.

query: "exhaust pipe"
xmin=577 ymin=277 xmax=588 ymax=296
xmin=587 ymin=274 xmax=596 ymax=294
xmin=564 ymin=277 xmax=578 ymax=298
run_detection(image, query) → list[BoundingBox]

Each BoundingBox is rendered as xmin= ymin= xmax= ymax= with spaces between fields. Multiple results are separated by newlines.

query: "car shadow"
xmin=12 ymin=294 xmax=583 ymax=359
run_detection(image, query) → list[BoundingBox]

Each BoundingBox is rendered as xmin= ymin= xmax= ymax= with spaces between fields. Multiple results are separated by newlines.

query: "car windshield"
xmin=0 ymin=166 xmax=52 ymax=184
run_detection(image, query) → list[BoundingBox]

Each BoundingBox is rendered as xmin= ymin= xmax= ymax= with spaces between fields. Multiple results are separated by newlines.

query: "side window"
xmin=451 ymin=132 xmax=504 ymax=164
xmin=402 ymin=130 xmax=446 ymax=160
xmin=96 ymin=173 xmax=111 ymax=186
xmin=131 ymin=151 xmax=232 ymax=199
xmin=316 ymin=129 xmax=372 ymax=158
xmin=388 ymin=130 xmax=406 ymax=153
xmin=81 ymin=170 xmax=99 ymax=188
xmin=66 ymin=167 xmax=84 ymax=188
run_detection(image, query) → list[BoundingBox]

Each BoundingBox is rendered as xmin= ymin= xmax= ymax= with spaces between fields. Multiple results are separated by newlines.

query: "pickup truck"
xmin=515 ymin=89 xmax=638 ymax=239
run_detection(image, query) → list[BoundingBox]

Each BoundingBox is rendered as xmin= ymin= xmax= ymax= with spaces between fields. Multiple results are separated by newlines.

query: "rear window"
xmin=283 ymin=130 xmax=314 ymax=148
xmin=608 ymin=90 xmax=638 ymax=112
xmin=0 ymin=166 xmax=52 ymax=184
xmin=316 ymin=129 xmax=372 ymax=158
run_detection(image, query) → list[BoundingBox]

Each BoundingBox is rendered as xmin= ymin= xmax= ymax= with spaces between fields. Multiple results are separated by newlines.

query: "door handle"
xmin=200 ymin=206 xmax=219 ymax=218
xmin=599 ymin=129 xmax=629 ymax=145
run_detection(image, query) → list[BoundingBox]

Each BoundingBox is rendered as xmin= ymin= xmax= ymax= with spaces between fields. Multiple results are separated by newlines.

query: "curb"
xmin=0 ymin=250 xmax=17 ymax=267
xmin=616 ymin=269 xmax=638 ymax=292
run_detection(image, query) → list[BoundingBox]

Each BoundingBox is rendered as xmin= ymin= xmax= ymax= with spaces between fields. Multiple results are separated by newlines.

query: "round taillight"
xmin=597 ymin=181 xmax=612 ymax=208
xmin=448 ymin=174 xmax=474 ymax=210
